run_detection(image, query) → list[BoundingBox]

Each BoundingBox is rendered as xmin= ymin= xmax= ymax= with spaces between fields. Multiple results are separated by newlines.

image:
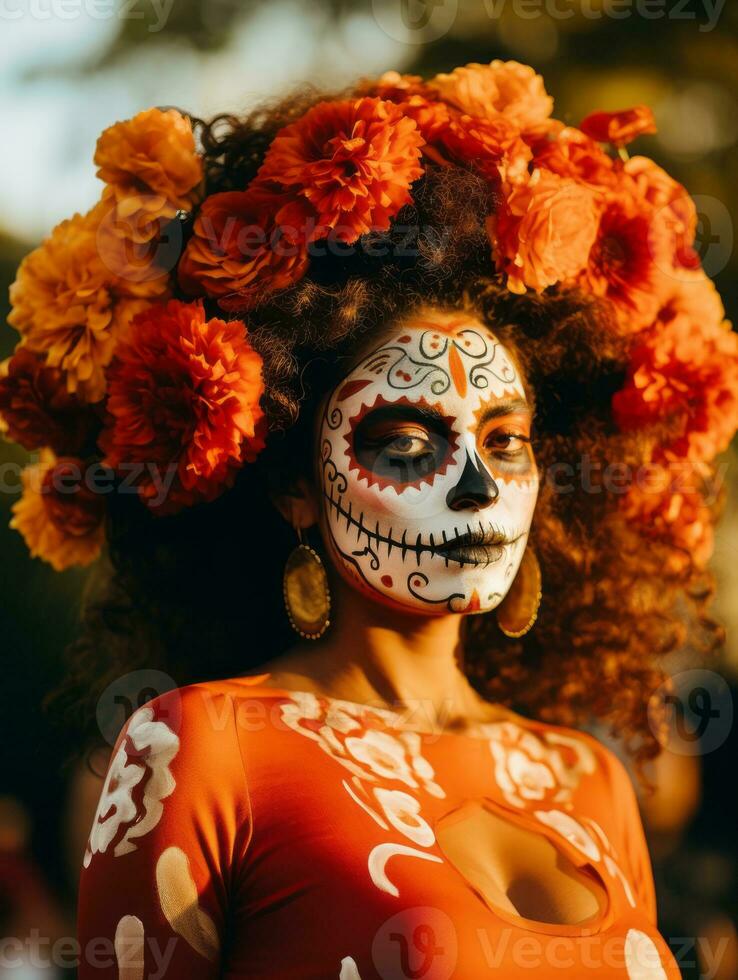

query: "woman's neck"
xmin=263 ymin=575 xmax=496 ymax=732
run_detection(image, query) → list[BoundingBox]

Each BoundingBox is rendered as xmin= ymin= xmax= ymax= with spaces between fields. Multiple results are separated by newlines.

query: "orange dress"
xmin=77 ymin=675 xmax=680 ymax=979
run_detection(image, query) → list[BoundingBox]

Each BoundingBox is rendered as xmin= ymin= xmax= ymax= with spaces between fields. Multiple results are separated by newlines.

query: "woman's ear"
xmin=270 ymin=475 xmax=320 ymax=531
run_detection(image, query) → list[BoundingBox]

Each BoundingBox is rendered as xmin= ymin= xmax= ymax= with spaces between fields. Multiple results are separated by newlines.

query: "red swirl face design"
xmin=318 ymin=313 xmax=539 ymax=615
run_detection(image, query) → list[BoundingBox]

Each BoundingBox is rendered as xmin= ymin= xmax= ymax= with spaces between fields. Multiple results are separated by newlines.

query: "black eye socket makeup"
xmin=353 ymin=405 xmax=453 ymax=483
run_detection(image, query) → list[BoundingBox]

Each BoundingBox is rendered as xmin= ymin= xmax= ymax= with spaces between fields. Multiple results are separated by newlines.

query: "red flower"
xmin=0 ymin=348 xmax=96 ymax=454
xmin=178 ymin=187 xmax=310 ymax=311
xmin=579 ymin=191 xmax=666 ymax=333
xmin=99 ymin=300 xmax=267 ymax=514
xmin=624 ymin=155 xmax=698 ymax=269
xmin=580 ymin=105 xmax=657 ymax=147
xmin=533 ymin=127 xmax=617 ymax=192
xmin=257 ymin=97 xmax=424 ymax=244
xmin=612 ymin=313 xmax=738 ymax=464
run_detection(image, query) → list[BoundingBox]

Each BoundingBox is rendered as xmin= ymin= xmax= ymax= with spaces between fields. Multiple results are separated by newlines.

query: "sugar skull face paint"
xmin=318 ymin=311 xmax=539 ymax=615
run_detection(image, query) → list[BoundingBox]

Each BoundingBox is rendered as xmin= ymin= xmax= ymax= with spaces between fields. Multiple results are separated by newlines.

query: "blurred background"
xmin=1 ymin=0 xmax=737 ymax=976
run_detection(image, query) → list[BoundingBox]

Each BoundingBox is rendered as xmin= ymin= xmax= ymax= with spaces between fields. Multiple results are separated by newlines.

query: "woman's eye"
xmin=485 ymin=432 xmax=529 ymax=453
xmin=384 ymin=433 xmax=433 ymax=457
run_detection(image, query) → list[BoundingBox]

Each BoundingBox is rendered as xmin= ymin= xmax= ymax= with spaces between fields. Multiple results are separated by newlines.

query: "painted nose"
xmin=446 ymin=451 xmax=500 ymax=511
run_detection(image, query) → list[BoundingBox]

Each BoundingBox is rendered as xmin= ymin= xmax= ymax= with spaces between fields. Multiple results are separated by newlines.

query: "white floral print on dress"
xmin=533 ymin=809 xmax=602 ymax=863
xmin=84 ymin=705 xmax=179 ymax=867
xmin=487 ymin=722 xmax=595 ymax=808
xmin=624 ymin=929 xmax=667 ymax=979
xmin=339 ymin=956 xmax=363 ymax=979
xmin=373 ymin=788 xmax=435 ymax=847
xmin=278 ymin=692 xmax=445 ymax=798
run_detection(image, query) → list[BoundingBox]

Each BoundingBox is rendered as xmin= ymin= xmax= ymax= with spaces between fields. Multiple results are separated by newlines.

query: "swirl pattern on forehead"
xmin=358 ymin=345 xmax=451 ymax=397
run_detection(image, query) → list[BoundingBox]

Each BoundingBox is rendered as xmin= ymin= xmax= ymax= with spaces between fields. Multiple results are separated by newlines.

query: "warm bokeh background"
xmin=1 ymin=2 xmax=737 ymax=976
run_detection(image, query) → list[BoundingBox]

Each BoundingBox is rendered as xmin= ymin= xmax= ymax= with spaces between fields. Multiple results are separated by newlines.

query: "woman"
xmin=4 ymin=61 xmax=736 ymax=978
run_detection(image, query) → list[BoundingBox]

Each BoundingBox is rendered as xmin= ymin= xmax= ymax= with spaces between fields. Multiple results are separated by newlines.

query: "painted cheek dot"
xmin=397 ymin=335 xmax=411 ymax=343
xmin=381 ymin=575 xmax=393 ymax=587
xmin=395 ymin=370 xmax=412 ymax=382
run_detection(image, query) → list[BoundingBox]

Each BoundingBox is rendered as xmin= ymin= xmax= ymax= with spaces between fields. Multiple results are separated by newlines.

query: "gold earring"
xmin=283 ymin=527 xmax=331 ymax=639
xmin=496 ymin=546 xmax=542 ymax=638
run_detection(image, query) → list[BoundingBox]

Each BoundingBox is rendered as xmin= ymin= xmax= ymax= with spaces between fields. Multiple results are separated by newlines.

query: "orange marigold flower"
xmin=431 ymin=60 xmax=554 ymax=135
xmin=362 ymin=71 xmax=451 ymax=142
xmin=95 ymin=108 xmax=203 ymax=244
xmin=579 ymin=191 xmax=667 ymax=334
xmin=620 ymin=468 xmax=714 ymax=572
xmin=99 ymin=300 xmax=267 ymax=514
xmin=257 ymin=97 xmax=424 ymax=244
xmin=657 ymin=268 xmax=725 ymax=331
xmin=0 ymin=348 xmax=95 ymax=455
xmin=427 ymin=113 xmax=532 ymax=185
xmin=533 ymin=127 xmax=617 ymax=191
xmin=580 ymin=105 xmax=657 ymax=148
xmin=7 ymin=210 xmax=163 ymax=403
xmin=624 ymin=155 xmax=697 ymax=269
xmin=177 ymin=187 xmax=310 ymax=311
xmin=612 ymin=313 xmax=738 ymax=464
xmin=489 ymin=168 xmax=600 ymax=294
xmin=10 ymin=453 xmax=105 ymax=571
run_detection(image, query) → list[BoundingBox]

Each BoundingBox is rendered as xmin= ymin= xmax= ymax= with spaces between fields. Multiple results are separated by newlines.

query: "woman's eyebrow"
xmin=363 ymin=404 xmax=448 ymax=427
xmin=475 ymin=397 xmax=532 ymax=426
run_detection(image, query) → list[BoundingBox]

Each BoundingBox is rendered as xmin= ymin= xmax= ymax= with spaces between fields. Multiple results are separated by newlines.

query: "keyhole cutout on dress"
xmin=435 ymin=801 xmax=608 ymax=926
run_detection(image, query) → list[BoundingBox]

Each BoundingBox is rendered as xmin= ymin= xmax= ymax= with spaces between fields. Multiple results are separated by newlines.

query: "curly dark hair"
xmin=51 ymin=88 xmax=723 ymax=772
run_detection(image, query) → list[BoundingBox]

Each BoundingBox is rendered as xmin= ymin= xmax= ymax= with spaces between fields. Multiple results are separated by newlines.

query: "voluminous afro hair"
xmin=53 ymin=89 xmax=723 ymax=772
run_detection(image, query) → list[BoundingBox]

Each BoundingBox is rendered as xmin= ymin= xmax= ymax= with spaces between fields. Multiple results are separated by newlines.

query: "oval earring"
xmin=496 ymin=546 xmax=542 ymax=639
xmin=283 ymin=527 xmax=331 ymax=639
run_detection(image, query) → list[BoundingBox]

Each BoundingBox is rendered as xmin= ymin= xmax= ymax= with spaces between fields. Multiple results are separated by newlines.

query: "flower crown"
xmin=2 ymin=61 xmax=737 ymax=573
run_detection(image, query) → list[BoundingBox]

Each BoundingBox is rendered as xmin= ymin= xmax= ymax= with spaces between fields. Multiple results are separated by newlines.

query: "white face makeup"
xmin=317 ymin=311 xmax=539 ymax=615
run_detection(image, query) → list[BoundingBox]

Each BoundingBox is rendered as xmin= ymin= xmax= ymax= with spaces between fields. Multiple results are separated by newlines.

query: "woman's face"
xmin=315 ymin=308 xmax=539 ymax=615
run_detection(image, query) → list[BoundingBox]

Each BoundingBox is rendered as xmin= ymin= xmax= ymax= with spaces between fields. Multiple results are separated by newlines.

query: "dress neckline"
xmin=230 ymin=671 xmax=538 ymax=743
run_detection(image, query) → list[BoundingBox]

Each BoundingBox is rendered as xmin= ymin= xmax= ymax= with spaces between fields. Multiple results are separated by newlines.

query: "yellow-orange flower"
xmin=99 ymin=300 xmax=267 ymax=514
xmin=431 ymin=60 xmax=554 ymax=135
xmin=95 ymin=108 xmax=203 ymax=244
xmin=10 ymin=452 xmax=105 ymax=571
xmin=489 ymin=168 xmax=600 ymax=294
xmin=257 ymin=97 xmax=424 ymax=244
xmin=7 ymin=210 xmax=162 ymax=403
